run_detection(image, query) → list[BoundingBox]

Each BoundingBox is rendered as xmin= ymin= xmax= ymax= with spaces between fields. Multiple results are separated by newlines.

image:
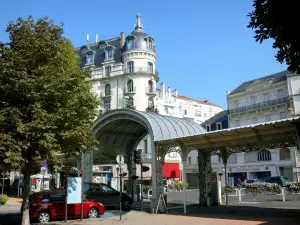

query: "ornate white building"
xmin=75 ymin=14 xmax=222 ymax=185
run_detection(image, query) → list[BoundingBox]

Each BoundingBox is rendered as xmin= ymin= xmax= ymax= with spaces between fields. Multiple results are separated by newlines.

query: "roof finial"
xmin=134 ymin=13 xmax=143 ymax=30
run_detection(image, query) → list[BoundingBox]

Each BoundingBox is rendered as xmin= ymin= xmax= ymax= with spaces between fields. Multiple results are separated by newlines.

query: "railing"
xmin=124 ymin=86 xmax=136 ymax=94
xmin=100 ymin=90 xmax=113 ymax=98
xmin=124 ymin=67 xmax=159 ymax=77
xmin=145 ymin=87 xmax=156 ymax=95
xmin=229 ymin=97 xmax=289 ymax=114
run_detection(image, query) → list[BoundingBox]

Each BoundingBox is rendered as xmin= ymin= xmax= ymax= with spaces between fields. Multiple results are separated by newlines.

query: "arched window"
xmin=148 ymin=80 xmax=153 ymax=93
xmin=148 ymin=62 xmax=153 ymax=74
xmin=258 ymin=150 xmax=271 ymax=161
xmin=127 ymin=80 xmax=134 ymax=92
xmin=228 ymin=153 xmax=237 ymax=164
xmin=126 ymin=97 xmax=134 ymax=108
xmin=148 ymin=97 xmax=154 ymax=107
xmin=148 ymin=39 xmax=153 ymax=50
xmin=105 ymin=84 xmax=111 ymax=96
xmin=280 ymin=148 xmax=291 ymax=160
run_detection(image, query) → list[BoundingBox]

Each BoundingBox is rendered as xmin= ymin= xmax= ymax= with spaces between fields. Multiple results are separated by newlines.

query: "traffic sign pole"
xmin=141 ymin=163 xmax=143 ymax=211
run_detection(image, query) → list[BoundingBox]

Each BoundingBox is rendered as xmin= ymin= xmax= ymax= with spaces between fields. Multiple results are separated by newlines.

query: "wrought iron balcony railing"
xmin=124 ymin=86 xmax=136 ymax=94
xmin=124 ymin=67 xmax=159 ymax=77
xmin=229 ymin=96 xmax=289 ymax=114
xmin=145 ymin=87 xmax=156 ymax=95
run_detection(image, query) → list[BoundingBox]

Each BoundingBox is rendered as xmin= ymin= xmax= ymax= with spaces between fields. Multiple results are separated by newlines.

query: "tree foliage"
xmin=248 ymin=0 xmax=300 ymax=73
xmin=0 ymin=16 xmax=99 ymax=224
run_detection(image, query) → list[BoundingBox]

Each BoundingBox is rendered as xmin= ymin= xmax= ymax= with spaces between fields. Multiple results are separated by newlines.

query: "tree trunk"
xmin=21 ymin=165 xmax=32 ymax=225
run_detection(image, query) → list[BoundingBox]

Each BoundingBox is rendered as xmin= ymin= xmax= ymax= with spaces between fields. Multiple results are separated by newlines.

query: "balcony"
xmin=100 ymin=90 xmax=113 ymax=98
xmin=124 ymin=86 xmax=136 ymax=95
xmin=124 ymin=67 xmax=159 ymax=78
xmin=145 ymin=87 xmax=156 ymax=95
xmin=229 ymin=97 xmax=289 ymax=114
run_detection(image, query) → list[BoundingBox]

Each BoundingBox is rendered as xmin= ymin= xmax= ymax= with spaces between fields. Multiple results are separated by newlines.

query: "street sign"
xmin=116 ymin=154 xmax=124 ymax=165
xmin=179 ymin=162 xmax=183 ymax=170
xmin=293 ymin=168 xmax=300 ymax=173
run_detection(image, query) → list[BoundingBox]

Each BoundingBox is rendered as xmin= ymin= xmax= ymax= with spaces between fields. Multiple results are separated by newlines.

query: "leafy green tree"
xmin=248 ymin=0 xmax=300 ymax=73
xmin=0 ymin=16 xmax=99 ymax=225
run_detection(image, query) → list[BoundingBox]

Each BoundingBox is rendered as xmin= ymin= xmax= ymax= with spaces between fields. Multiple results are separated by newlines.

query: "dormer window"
xmin=127 ymin=39 xmax=134 ymax=49
xmin=104 ymin=45 xmax=115 ymax=60
xmin=148 ymin=39 xmax=153 ymax=49
xmin=87 ymin=54 xmax=93 ymax=64
xmin=81 ymin=45 xmax=96 ymax=65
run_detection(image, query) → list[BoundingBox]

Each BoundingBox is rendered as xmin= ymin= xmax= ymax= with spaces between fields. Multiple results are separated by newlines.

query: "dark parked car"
xmin=266 ymin=176 xmax=289 ymax=186
xmin=26 ymin=190 xmax=104 ymax=223
xmin=84 ymin=183 xmax=133 ymax=210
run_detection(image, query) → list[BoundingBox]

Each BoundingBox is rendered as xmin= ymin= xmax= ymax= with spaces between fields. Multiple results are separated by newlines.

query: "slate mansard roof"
xmin=74 ymin=37 xmax=122 ymax=68
xmin=229 ymin=70 xmax=290 ymax=95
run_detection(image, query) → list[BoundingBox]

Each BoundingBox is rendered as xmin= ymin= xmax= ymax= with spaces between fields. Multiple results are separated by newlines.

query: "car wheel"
xmin=38 ymin=211 xmax=51 ymax=223
xmin=88 ymin=207 xmax=98 ymax=219
xmin=122 ymin=200 xmax=131 ymax=211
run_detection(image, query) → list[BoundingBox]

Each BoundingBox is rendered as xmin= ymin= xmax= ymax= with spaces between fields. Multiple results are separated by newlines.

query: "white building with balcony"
xmin=220 ymin=70 xmax=300 ymax=185
xmin=74 ymin=14 xmax=222 ymax=185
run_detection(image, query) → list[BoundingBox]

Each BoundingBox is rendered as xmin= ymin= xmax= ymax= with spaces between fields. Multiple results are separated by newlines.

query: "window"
xmin=195 ymin=111 xmax=202 ymax=116
xmin=87 ymin=54 xmax=93 ymax=64
xmin=105 ymin=84 xmax=111 ymax=96
xmin=252 ymin=117 xmax=257 ymax=124
xmin=206 ymin=125 xmax=211 ymax=132
xmin=280 ymin=112 xmax=287 ymax=119
xmin=148 ymin=62 xmax=153 ymax=74
xmin=265 ymin=114 xmax=271 ymax=122
xmin=216 ymin=122 xmax=222 ymax=130
xmin=144 ymin=140 xmax=148 ymax=154
xmin=127 ymin=80 xmax=134 ymax=92
xmin=105 ymin=66 xmax=111 ymax=76
xmin=148 ymin=39 xmax=153 ymax=50
xmin=278 ymin=89 xmax=284 ymax=98
xmin=126 ymin=96 xmax=134 ymax=108
xmin=228 ymin=153 xmax=237 ymax=164
xmin=250 ymin=96 xmax=256 ymax=104
xmin=263 ymin=93 xmax=269 ymax=102
xmin=148 ymin=80 xmax=153 ymax=93
xmin=127 ymin=39 xmax=134 ymax=49
xmin=104 ymin=100 xmax=111 ymax=111
xmin=172 ymin=152 xmax=177 ymax=158
xmin=280 ymin=148 xmax=291 ymax=160
xmin=101 ymin=184 xmax=115 ymax=193
xmin=187 ymin=157 xmax=192 ymax=165
xmin=218 ymin=154 xmax=221 ymax=162
xmin=148 ymin=97 xmax=154 ymax=107
xmin=50 ymin=192 xmax=65 ymax=202
xmin=258 ymin=150 xmax=271 ymax=161
xmin=233 ymin=100 xmax=239 ymax=108
xmin=184 ymin=109 xmax=187 ymax=115
xmin=204 ymin=113 xmax=207 ymax=117
xmin=234 ymin=120 xmax=240 ymax=127
xmin=106 ymin=49 xmax=113 ymax=59
xmin=127 ymin=61 xmax=134 ymax=73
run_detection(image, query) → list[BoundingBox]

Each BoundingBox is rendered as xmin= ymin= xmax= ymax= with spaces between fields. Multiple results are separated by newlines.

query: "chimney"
xmin=174 ymin=88 xmax=178 ymax=97
xmin=120 ymin=31 xmax=125 ymax=47
xmin=167 ymin=87 xmax=171 ymax=99
xmin=86 ymin=33 xmax=90 ymax=43
xmin=160 ymin=82 xmax=165 ymax=100
xmin=96 ymin=34 xmax=99 ymax=43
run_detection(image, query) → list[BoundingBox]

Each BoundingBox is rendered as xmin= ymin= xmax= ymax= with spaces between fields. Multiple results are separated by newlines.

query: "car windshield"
xmin=101 ymin=184 xmax=116 ymax=193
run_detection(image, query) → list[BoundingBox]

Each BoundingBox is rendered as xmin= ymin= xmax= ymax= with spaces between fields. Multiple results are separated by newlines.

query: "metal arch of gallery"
xmin=154 ymin=117 xmax=300 ymax=207
xmin=87 ymin=109 xmax=207 ymax=213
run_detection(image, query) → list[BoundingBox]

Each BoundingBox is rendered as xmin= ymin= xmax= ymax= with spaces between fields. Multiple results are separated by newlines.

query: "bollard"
xmin=238 ymin=189 xmax=242 ymax=202
xmin=281 ymin=187 xmax=285 ymax=202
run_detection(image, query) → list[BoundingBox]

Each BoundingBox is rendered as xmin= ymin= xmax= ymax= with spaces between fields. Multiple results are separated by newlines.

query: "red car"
xmin=28 ymin=190 xmax=104 ymax=223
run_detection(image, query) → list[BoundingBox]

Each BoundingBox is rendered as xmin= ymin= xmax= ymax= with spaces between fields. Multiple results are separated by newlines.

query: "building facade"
xmin=75 ymin=14 xmax=222 ymax=186
xmin=222 ymin=71 xmax=300 ymax=185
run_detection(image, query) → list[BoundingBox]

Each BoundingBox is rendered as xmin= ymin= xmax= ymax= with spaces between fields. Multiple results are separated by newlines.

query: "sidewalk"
xmin=46 ymin=208 xmax=300 ymax=225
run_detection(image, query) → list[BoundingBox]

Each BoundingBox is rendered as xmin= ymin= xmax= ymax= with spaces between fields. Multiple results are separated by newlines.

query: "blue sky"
xmin=0 ymin=0 xmax=287 ymax=108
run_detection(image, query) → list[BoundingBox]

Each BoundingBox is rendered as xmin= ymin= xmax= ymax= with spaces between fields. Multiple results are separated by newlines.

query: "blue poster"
xmin=67 ymin=177 xmax=82 ymax=204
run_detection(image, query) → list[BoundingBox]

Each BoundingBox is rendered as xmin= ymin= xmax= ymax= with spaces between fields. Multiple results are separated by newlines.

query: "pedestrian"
xmin=237 ymin=178 xmax=242 ymax=189
xmin=19 ymin=180 xmax=24 ymax=196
